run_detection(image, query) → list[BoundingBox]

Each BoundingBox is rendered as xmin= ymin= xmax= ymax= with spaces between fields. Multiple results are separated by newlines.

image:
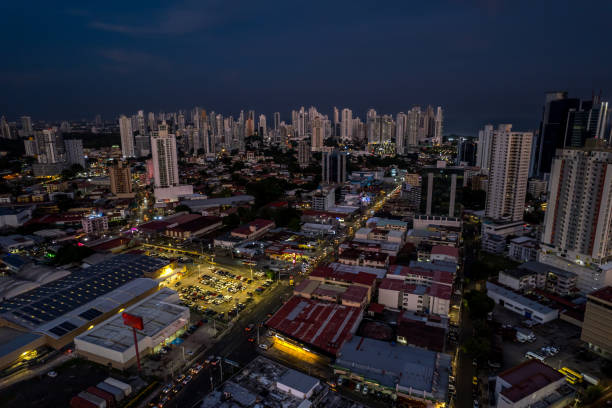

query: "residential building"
xmin=527 ymin=178 xmax=548 ymax=199
xmin=297 ymin=139 xmax=309 ymax=168
xmin=540 ymin=142 xmax=612 ymax=293
xmin=119 ymin=115 xmax=134 ymax=158
xmin=508 ymin=236 xmax=538 ymax=262
xmin=109 ymin=161 xmax=133 ymax=195
xmin=151 ymin=121 xmax=178 ymax=188
xmin=311 ymin=115 xmax=324 ymax=151
xmin=311 ymin=188 xmax=335 ymax=211
xmin=82 ymin=213 xmax=109 ymax=236
xmin=498 ymin=261 xmax=577 ymax=296
xmin=477 ymin=124 xmax=493 ymax=174
xmin=340 ymin=108 xmax=352 ymax=141
xmin=581 ymin=286 xmax=612 ymax=357
xmin=485 ymin=124 xmax=533 ymax=222
xmin=481 ymin=220 xmax=525 ymax=254
xmin=64 ymin=139 xmax=85 ymax=168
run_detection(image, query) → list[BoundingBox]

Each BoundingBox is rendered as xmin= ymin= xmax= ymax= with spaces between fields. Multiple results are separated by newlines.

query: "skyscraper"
xmin=433 ymin=107 xmax=444 ymax=145
xmin=35 ymin=129 xmax=62 ymax=164
xmin=395 ymin=112 xmax=406 ymax=155
xmin=311 ymin=115 xmax=324 ymax=151
xmin=258 ymin=114 xmax=267 ymax=136
xmin=564 ymin=99 xmax=609 ymax=148
xmin=333 ymin=107 xmax=339 ymax=126
xmin=0 ymin=116 xmax=11 ymax=139
xmin=64 ymin=139 xmax=85 ymax=168
xmin=322 ymin=148 xmax=347 ymax=184
xmin=476 ymin=124 xmax=494 ymax=174
xmin=273 ymin=112 xmax=280 ymax=131
xmin=137 ymin=110 xmax=146 ymax=136
xmin=151 ymin=121 xmax=179 ymax=188
xmin=485 ymin=124 xmax=533 ymax=222
xmin=340 ymin=108 xmax=352 ymax=141
xmin=109 ymin=161 xmax=133 ymax=195
xmin=532 ymin=92 xmax=580 ymax=177
xmin=406 ymin=107 xmax=421 ymax=147
xmin=20 ymin=116 xmax=33 ymax=137
xmin=298 ymin=139 xmax=310 ymax=168
xmin=119 ymin=115 xmax=134 ymax=158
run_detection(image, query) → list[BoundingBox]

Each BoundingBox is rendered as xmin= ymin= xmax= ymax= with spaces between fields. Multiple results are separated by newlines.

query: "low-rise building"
xmin=231 ymin=219 xmax=275 ymax=241
xmin=82 ymin=213 xmax=109 ymax=236
xmin=0 ymin=206 xmax=33 ymax=228
xmin=334 ymin=335 xmax=451 ymax=404
xmin=508 ymin=237 xmax=538 ymax=262
xmin=378 ymin=278 xmax=452 ymax=317
xmin=499 ymin=262 xmax=577 ymax=296
xmin=494 ymin=360 xmax=571 ymax=408
xmin=486 ymin=282 xmax=559 ymax=324
xmin=481 ymin=220 xmax=526 ymax=254
xmin=165 ymin=215 xmax=222 ymax=240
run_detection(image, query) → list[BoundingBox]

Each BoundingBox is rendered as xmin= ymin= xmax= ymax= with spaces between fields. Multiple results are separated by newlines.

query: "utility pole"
xmin=219 ymin=358 xmax=223 ymax=382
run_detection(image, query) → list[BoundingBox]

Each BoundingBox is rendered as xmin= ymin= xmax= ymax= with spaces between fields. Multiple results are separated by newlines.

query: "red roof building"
xmin=266 ymin=295 xmax=363 ymax=356
xmin=496 ymin=360 xmax=566 ymax=407
xmin=231 ymin=219 xmax=275 ymax=240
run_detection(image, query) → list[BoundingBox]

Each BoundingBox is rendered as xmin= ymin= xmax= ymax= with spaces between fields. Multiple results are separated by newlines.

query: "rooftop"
xmin=486 ymin=282 xmax=557 ymax=316
xmin=266 ymin=296 xmax=362 ymax=356
xmin=335 ymin=336 xmax=450 ymax=400
xmin=519 ymin=261 xmax=577 ymax=279
xmin=589 ymin=286 xmax=612 ymax=304
xmin=498 ymin=360 xmax=565 ymax=403
xmin=166 ymin=215 xmax=221 ymax=233
xmin=431 ymin=245 xmax=459 ymax=258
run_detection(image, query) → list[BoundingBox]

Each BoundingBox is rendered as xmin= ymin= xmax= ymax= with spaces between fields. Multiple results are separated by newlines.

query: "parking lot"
xmin=175 ymin=266 xmax=273 ymax=322
xmin=491 ymin=305 xmax=606 ymax=382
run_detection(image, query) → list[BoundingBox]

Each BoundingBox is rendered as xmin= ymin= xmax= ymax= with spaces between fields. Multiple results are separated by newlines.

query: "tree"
xmin=464 ymin=290 xmax=495 ymax=319
xmin=174 ymin=204 xmax=192 ymax=214
xmin=50 ymin=244 xmax=94 ymax=265
xmin=462 ymin=336 xmax=491 ymax=361
xmin=581 ymin=385 xmax=603 ymax=405
xmin=222 ymin=213 xmax=241 ymax=228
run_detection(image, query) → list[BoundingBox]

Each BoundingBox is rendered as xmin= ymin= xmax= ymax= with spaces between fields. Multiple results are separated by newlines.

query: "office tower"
xmin=64 ymin=139 xmax=85 ymax=168
xmin=420 ymin=161 xmax=464 ymax=217
xmin=20 ymin=116 xmax=33 ymax=136
xmin=0 ymin=116 xmax=11 ymax=139
xmin=433 ymin=107 xmax=444 ymax=145
xmin=322 ymin=148 xmax=347 ymax=184
xmin=532 ymin=92 xmax=580 ymax=177
xmin=340 ymin=109 xmax=352 ymax=141
xmin=24 ymin=138 xmax=38 ymax=156
xmin=147 ymin=112 xmax=156 ymax=132
xmin=109 ymin=161 xmax=133 ymax=195
xmin=311 ymin=116 xmax=324 ymax=151
xmin=333 ymin=107 xmax=339 ymax=125
xmin=541 ymin=144 xmax=612 ymax=290
xmin=406 ymin=107 xmax=421 ymax=146
xmin=456 ymin=137 xmax=477 ymax=166
xmin=395 ymin=112 xmax=406 ymax=155
xmin=137 ymin=110 xmax=146 ymax=136
xmin=476 ymin=124 xmax=494 ymax=174
xmin=298 ymin=139 xmax=310 ymax=168
xmin=564 ymin=99 xmax=609 ymax=148
xmin=151 ymin=121 xmax=179 ymax=188
xmin=177 ymin=112 xmax=185 ymax=131
xmin=119 ymin=115 xmax=135 ymax=158
xmin=273 ymin=112 xmax=280 ymax=131
xmin=485 ymin=124 xmax=533 ymax=222
xmin=258 ymin=114 xmax=267 ymax=136
xmin=35 ymin=129 xmax=62 ymax=164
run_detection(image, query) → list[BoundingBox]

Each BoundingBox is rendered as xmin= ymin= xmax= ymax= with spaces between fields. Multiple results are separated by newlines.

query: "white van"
xmin=525 ymin=351 xmax=546 ymax=361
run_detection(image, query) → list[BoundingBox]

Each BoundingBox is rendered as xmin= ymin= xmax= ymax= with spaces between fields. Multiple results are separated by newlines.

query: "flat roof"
xmin=0 ymin=327 xmax=42 ymax=358
xmin=0 ymin=255 xmax=169 ymax=335
xmin=266 ymin=296 xmax=362 ymax=356
xmin=278 ymin=368 xmax=319 ymax=394
xmin=519 ymin=261 xmax=576 ymax=279
xmin=498 ymin=360 xmax=564 ymax=403
xmin=327 ymin=262 xmax=387 ymax=280
xmin=486 ymin=282 xmax=557 ymax=316
xmin=589 ymin=286 xmax=612 ymax=304
xmin=180 ymin=195 xmax=254 ymax=210
xmin=335 ymin=336 xmax=450 ymax=399
xmin=166 ymin=216 xmax=221 ymax=233
xmin=75 ymin=288 xmax=188 ymax=352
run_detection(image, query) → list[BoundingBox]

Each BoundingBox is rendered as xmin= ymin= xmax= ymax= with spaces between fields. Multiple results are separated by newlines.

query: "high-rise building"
xmin=476 ymin=124 xmax=494 ymax=174
xmin=420 ymin=161 xmax=464 ymax=217
xmin=406 ymin=107 xmax=421 ymax=146
xmin=457 ymin=137 xmax=477 ymax=166
xmin=532 ymin=92 xmax=580 ymax=177
xmin=322 ymin=148 xmax=347 ymax=184
xmin=0 ymin=116 xmax=12 ymax=139
xmin=540 ymin=142 xmax=612 ymax=293
xmin=119 ymin=115 xmax=135 ymax=158
xmin=485 ymin=124 xmax=533 ymax=222
xmin=64 ymin=139 xmax=85 ymax=168
xmin=151 ymin=121 xmax=179 ymax=188
xmin=36 ymin=129 xmax=62 ymax=164
xmin=24 ymin=138 xmax=37 ymax=157
xmin=258 ymin=114 xmax=267 ymax=136
xmin=137 ymin=110 xmax=146 ymax=136
xmin=273 ymin=112 xmax=280 ymax=131
xmin=94 ymin=114 xmax=102 ymax=127
xmin=581 ymin=287 xmax=612 ymax=357
xmin=564 ymin=99 xmax=609 ymax=148
xmin=333 ymin=107 xmax=339 ymax=125
xmin=395 ymin=112 xmax=406 ymax=155
xmin=340 ymin=108 xmax=352 ymax=141
xmin=433 ymin=107 xmax=444 ymax=145
xmin=147 ymin=112 xmax=156 ymax=132
xmin=311 ymin=116 xmax=324 ymax=151
xmin=20 ymin=116 xmax=33 ymax=137
xmin=177 ymin=111 xmax=185 ymax=131
xmin=109 ymin=161 xmax=133 ymax=195
xmin=298 ymin=139 xmax=310 ymax=168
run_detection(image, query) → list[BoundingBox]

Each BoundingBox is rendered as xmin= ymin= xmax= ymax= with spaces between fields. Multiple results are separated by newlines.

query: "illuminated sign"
xmin=122 ymin=312 xmax=144 ymax=330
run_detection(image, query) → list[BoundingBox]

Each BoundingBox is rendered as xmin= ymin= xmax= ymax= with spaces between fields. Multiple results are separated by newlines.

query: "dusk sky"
xmin=1 ymin=0 xmax=611 ymax=134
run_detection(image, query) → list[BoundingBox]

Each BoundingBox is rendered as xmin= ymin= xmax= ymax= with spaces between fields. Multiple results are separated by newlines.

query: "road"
xmin=165 ymin=281 xmax=295 ymax=408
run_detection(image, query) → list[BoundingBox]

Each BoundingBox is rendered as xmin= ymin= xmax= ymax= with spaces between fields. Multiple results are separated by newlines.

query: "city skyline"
xmin=1 ymin=1 xmax=612 ymax=134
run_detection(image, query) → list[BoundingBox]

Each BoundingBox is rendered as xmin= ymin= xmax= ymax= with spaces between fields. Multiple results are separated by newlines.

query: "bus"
xmin=524 ymin=351 xmax=546 ymax=361
xmin=559 ymin=367 xmax=583 ymax=383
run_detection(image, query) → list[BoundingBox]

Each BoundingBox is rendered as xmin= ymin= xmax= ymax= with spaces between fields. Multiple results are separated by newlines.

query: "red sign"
xmin=122 ymin=312 xmax=144 ymax=330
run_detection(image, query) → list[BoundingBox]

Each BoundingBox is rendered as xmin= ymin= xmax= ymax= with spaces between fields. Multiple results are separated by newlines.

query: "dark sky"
xmin=1 ymin=0 xmax=611 ymax=135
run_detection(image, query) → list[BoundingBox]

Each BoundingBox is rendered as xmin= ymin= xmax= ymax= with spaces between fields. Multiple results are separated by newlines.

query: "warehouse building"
xmin=75 ymin=288 xmax=189 ymax=369
xmin=486 ymin=282 xmax=559 ymax=323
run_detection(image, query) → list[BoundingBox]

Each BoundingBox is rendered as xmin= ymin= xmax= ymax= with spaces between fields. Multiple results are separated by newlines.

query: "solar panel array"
xmin=0 ymin=255 xmax=168 ymax=332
